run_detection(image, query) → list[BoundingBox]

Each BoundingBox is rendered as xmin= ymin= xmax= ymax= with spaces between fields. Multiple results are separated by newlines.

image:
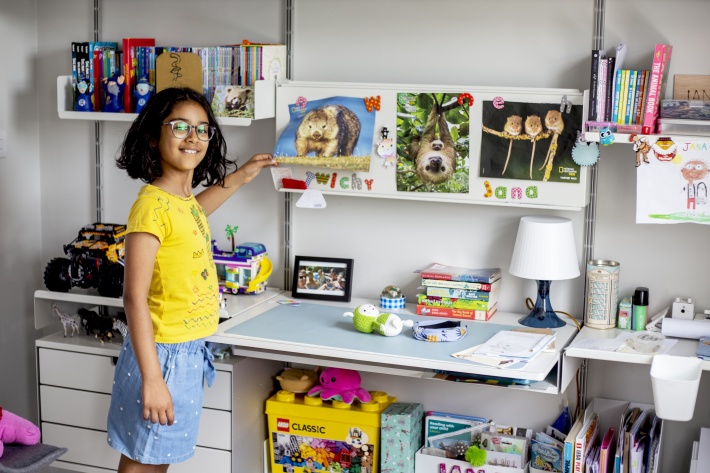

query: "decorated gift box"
xmin=380 ymin=403 xmax=425 ymax=473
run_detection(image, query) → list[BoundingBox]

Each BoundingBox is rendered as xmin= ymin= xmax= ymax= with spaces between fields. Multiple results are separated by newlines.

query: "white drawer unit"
xmin=37 ymin=327 xmax=281 ymax=472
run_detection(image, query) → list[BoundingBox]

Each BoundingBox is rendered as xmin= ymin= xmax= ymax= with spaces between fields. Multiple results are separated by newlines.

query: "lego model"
xmin=43 ymin=223 xmax=126 ymax=298
xmin=212 ymin=241 xmax=272 ymax=295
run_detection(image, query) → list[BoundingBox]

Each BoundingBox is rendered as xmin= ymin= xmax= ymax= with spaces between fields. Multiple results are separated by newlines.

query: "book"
xmin=574 ymin=411 xmax=599 ymax=473
xmin=564 ymin=417 xmax=584 ymax=473
xmin=589 ymin=49 xmax=602 ymax=121
xmin=417 ymin=294 xmax=495 ymax=311
xmin=599 ymin=427 xmax=615 ymax=473
xmin=421 ymin=278 xmax=496 ymax=292
xmin=122 ymin=38 xmax=155 ymax=113
xmin=624 ymin=70 xmax=637 ymax=125
xmin=604 ymin=56 xmax=616 ymax=121
xmin=612 ymin=68 xmax=623 ymax=123
xmin=642 ymin=44 xmax=673 ymax=134
xmin=415 ymin=304 xmax=497 ymax=321
xmin=633 ymin=71 xmax=649 ymax=125
xmin=425 ymin=286 xmax=493 ymax=300
xmin=598 ymin=57 xmax=608 ymax=121
xmin=419 ymin=262 xmax=501 ymax=283
xmin=618 ymin=70 xmax=629 ymax=124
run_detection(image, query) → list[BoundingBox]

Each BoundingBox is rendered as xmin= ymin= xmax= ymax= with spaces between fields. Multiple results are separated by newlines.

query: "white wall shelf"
xmin=56 ymin=76 xmax=276 ymax=125
xmin=565 ymin=325 xmax=710 ymax=370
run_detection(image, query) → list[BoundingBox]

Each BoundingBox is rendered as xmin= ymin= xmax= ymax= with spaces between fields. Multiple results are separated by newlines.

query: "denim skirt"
xmin=106 ymin=334 xmax=215 ymax=465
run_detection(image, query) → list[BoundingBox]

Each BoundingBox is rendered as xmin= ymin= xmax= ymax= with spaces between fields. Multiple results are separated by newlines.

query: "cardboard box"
xmin=380 ymin=403 xmax=425 ymax=473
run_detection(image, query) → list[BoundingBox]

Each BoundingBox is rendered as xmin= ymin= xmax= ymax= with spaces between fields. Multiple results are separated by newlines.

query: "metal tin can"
xmin=585 ymin=260 xmax=620 ymax=329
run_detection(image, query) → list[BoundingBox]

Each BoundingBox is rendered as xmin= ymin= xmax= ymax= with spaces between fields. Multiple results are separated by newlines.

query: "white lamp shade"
xmin=509 ymin=216 xmax=580 ymax=281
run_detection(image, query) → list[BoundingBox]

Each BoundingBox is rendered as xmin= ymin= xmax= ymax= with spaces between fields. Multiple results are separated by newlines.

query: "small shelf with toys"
xmin=56 ymin=75 xmax=276 ymax=125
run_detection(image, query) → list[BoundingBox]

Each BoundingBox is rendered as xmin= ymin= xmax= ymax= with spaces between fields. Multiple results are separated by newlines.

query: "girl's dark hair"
xmin=116 ymin=87 xmax=233 ymax=188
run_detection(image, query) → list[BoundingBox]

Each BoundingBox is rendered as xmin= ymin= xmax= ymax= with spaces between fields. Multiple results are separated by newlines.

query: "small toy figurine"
xmin=74 ymin=77 xmax=94 ymax=112
xmin=629 ymin=133 xmax=651 ymax=167
xmin=0 ymin=407 xmax=41 ymax=458
xmin=51 ymin=303 xmax=80 ymax=338
xmin=598 ymin=126 xmax=614 ymax=146
xmin=343 ymin=304 xmax=413 ymax=337
xmin=133 ymin=77 xmax=153 ymax=114
xmin=78 ymin=308 xmax=114 ymax=343
xmin=376 ymin=127 xmax=396 ymax=167
xmin=276 ymin=367 xmax=318 ymax=393
xmin=102 ymin=75 xmax=125 ymax=113
xmin=306 ymin=367 xmax=372 ymax=404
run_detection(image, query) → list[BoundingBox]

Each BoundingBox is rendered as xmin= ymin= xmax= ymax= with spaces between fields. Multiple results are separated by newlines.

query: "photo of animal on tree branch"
xmin=273 ymin=95 xmax=376 ymax=172
xmin=396 ymin=92 xmax=470 ymax=193
xmin=479 ymin=100 xmax=582 ymax=183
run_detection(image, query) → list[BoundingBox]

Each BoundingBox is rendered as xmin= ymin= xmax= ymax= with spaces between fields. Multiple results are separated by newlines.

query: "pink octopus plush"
xmin=0 ymin=407 xmax=41 ymax=457
xmin=307 ymin=368 xmax=372 ymax=404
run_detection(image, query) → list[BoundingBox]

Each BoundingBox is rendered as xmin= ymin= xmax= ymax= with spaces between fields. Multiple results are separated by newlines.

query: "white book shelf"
xmin=56 ymin=76 xmax=276 ymax=125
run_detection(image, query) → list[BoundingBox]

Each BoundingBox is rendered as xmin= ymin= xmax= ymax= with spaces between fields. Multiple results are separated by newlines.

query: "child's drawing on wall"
xmin=637 ymin=139 xmax=710 ymax=224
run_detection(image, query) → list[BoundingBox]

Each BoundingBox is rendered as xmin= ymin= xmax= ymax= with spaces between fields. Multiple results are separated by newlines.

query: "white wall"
xmin=0 ymin=1 xmax=42 ymax=420
xmin=13 ymin=0 xmax=708 ymax=470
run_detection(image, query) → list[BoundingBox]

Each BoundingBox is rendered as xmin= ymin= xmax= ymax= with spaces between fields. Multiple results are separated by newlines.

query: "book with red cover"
xmin=642 ymin=44 xmax=673 ymax=134
xmin=599 ymin=427 xmax=615 ymax=473
xmin=415 ymin=303 xmax=497 ymax=321
xmin=419 ymin=262 xmax=501 ymax=283
xmin=122 ymin=38 xmax=155 ymax=113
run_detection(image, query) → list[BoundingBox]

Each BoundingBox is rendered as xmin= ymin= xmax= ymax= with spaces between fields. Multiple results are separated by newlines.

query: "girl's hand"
xmin=237 ymin=153 xmax=278 ymax=185
xmin=142 ymin=378 xmax=175 ymax=426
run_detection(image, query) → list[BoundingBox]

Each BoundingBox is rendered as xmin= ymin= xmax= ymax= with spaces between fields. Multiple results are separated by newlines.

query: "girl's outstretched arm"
xmin=123 ymin=232 xmax=175 ymax=426
xmin=196 ymin=153 xmax=277 ymax=216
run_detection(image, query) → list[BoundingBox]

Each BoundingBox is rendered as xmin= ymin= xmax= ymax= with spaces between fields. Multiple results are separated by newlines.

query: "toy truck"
xmin=44 ymin=223 xmax=126 ymax=298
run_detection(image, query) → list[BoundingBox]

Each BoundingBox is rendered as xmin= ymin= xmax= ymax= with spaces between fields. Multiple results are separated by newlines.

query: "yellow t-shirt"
xmin=127 ymin=184 xmax=219 ymax=343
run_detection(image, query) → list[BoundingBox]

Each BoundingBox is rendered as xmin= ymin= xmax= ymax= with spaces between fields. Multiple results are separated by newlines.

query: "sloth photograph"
xmin=479 ymin=100 xmax=583 ymax=183
xmin=396 ymin=92 xmax=470 ymax=193
xmin=274 ymin=95 xmax=375 ymax=172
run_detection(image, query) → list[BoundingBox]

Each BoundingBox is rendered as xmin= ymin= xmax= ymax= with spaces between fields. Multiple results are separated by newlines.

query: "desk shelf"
xmin=564 ymin=325 xmax=710 ymax=370
xmin=210 ymin=293 xmax=581 ymax=394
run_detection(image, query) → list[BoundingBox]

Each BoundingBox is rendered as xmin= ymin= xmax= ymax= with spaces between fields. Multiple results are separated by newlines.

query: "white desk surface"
xmin=209 ymin=291 xmax=579 ymax=382
xmin=565 ymin=325 xmax=710 ymax=370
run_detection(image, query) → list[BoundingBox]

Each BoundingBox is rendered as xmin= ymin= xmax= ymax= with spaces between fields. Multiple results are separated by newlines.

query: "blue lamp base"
xmin=518 ymin=280 xmax=566 ymax=328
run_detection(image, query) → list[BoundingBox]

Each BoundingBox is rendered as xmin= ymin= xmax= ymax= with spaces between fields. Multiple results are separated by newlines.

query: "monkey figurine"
xmin=408 ymin=97 xmax=458 ymax=185
xmin=294 ymin=105 xmax=361 ymax=157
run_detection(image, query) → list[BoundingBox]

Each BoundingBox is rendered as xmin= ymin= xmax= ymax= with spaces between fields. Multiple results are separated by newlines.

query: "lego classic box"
xmin=380 ymin=403 xmax=425 ymax=473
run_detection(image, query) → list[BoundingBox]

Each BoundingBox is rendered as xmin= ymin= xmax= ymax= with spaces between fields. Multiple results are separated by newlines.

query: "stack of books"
xmin=416 ymin=263 xmax=501 ymax=321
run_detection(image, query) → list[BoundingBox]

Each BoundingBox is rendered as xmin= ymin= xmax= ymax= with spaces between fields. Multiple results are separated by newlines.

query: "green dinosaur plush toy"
xmin=343 ymin=304 xmax=413 ymax=336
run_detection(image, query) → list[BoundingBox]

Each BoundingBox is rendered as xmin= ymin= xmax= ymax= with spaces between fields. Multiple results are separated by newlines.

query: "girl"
xmin=107 ymin=87 xmax=277 ymax=472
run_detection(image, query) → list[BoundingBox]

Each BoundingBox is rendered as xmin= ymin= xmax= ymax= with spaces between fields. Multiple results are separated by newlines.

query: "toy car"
xmin=44 ymin=223 xmax=126 ymax=298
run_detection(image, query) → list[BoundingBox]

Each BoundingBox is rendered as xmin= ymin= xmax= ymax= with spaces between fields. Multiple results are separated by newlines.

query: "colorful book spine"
xmin=618 ymin=70 xmax=629 ymax=124
xmin=588 ymin=49 xmax=601 ymax=121
xmin=421 ymin=278 xmax=493 ymax=291
xmin=415 ymin=304 xmax=497 ymax=321
xmin=642 ymin=44 xmax=673 ymax=134
xmin=417 ymin=294 xmax=493 ymax=311
xmin=624 ymin=70 xmax=637 ymax=124
xmin=598 ymin=57 xmax=608 ymax=121
xmin=633 ymin=71 xmax=648 ymax=124
xmin=425 ymin=287 xmax=492 ymax=300
xmin=605 ymin=56 xmax=616 ymax=121
xmin=612 ymin=68 xmax=622 ymax=123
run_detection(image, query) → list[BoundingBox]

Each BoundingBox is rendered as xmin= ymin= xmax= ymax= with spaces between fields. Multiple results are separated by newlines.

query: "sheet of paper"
xmin=471 ymin=330 xmax=554 ymax=359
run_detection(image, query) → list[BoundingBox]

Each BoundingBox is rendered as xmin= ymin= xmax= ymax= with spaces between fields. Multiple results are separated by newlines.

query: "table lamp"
xmin=509 ymin=216 xmax=580 ymax=328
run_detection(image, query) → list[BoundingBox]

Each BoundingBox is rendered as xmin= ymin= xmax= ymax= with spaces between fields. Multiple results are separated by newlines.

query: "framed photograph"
xmin=291 ymin=256 xmax=354 ymax=302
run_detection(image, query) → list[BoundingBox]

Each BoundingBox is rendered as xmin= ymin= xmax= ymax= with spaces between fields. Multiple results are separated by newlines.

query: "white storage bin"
xmin=415 ymin=448 xmax=528 ymax=473
xmin=650 ymin=354 xmax=702 ymax=421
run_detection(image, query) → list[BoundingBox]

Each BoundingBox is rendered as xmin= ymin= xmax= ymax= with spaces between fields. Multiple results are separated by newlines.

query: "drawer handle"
xmin=111 ymin=357 xmax=118 ymax=366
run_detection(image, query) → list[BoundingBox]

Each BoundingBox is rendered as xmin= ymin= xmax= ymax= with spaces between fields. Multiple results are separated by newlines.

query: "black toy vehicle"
xmin=44 ymin=223 xmax=127 ymax=298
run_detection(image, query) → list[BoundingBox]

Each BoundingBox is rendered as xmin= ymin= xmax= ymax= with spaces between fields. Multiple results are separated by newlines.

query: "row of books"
xmin=416 ymin=263 xmax=501 ymax=321
xmin=587 ymin=44 xmax=673 ymax=134
xmin=72 ymin=38 xmax=286 ymax=114
xmin=71 ymin=41 xmax=122 ymax=112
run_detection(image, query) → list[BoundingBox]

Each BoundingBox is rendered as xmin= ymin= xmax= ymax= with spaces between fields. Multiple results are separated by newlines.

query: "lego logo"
xmin=276 ymin=419 xmax=289 ymax=432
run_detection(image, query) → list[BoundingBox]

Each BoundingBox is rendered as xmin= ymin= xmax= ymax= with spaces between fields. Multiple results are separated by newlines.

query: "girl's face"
xmin=158 ymin=100 xmax=210 ymax=176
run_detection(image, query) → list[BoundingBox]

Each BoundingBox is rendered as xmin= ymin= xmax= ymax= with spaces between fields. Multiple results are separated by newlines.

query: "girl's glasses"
xmin=162 ymin=120 xmax=216 ymax=142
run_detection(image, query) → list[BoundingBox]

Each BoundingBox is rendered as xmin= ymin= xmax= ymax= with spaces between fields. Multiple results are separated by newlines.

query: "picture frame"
xmin=291 ymin=255 xmax=354 ymax=302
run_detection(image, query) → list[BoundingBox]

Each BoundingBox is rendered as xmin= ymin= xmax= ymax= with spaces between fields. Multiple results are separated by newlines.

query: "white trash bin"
xmin=650 ymin=354 xmax=703 ymax=421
